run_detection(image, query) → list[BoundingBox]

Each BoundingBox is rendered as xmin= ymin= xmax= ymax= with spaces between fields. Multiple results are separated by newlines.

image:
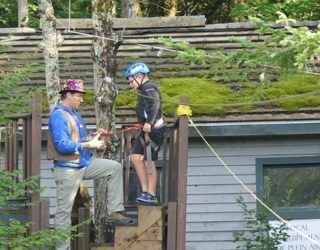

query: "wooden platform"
xmin=91 ymin=204 xmax=164 ymax=250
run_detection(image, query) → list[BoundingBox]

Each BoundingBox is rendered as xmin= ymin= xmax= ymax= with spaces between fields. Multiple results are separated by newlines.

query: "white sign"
xmin=269 ymin=219 xmax=320 ymax=250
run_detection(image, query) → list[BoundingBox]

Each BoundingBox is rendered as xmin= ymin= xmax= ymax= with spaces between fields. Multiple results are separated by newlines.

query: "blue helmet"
xmin=125 ymin=62 xmax=150 ymax=80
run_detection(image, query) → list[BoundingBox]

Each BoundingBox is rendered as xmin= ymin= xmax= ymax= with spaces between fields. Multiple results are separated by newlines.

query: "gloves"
xmin=83 ymin=134 xmax=104 ymax=150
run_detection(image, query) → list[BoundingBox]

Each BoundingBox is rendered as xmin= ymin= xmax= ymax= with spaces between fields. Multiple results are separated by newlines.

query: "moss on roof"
xmin=115 ymin=74 xmax=320 ymax=116
xmin=42 ymin=74 xmax=320 ymax=117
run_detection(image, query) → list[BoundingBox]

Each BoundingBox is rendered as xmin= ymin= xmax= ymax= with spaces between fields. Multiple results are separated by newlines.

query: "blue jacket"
xmin=48 ymin=103 xmax=91 ymax=168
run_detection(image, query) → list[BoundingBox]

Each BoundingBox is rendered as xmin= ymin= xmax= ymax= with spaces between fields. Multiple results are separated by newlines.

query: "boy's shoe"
xmin=136 ymin=192 xmax=158 ymax=203
xmin=106 ymin=212 xmax=133 ymax=223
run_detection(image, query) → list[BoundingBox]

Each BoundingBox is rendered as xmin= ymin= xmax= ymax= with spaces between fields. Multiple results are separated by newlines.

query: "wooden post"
xmin=78 ymin=208 xmax=90 ymax=250
xmin=176 ymin=96 xmax=188 ymax=250
xmin=29 ymin=94 xmax=42 ymax=233
xmin=40 ymin=201 xmax=50 ymax=230
xmin=161 ymin=133 xmax=169 ymax=204
xmin=166 ymin=97 xmax=189 ymax=250
xmin=167 ymin=202 xmax=178 ymax=250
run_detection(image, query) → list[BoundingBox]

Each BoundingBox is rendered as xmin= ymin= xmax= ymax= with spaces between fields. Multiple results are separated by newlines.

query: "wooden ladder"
xmin=92 ymin=204 xmax=165 ymax=250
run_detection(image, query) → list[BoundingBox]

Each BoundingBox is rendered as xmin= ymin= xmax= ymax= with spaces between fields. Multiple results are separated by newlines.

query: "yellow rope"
xmin=177 ymin=105 xmax=192 ymax=116
xmin=187 ymin=114 xmax=320 ymax=247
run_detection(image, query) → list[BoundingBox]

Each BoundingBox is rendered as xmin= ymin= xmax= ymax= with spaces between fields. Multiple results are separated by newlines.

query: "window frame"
xmin=256 ymin=156 xmax=320 ymax=220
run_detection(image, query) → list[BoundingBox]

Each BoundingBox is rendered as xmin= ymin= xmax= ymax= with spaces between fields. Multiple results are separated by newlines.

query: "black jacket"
xmin=136 ymin=80 xmax=163 ymax=125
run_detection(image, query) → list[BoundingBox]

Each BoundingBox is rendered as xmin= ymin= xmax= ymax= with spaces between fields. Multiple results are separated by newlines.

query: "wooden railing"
xmin=166 ymin=97 xmax=189 ymax=250
xmin=3 ymin=93 xmax=50 ymax=234
xmin=2 ymin=93 xmax=189 ymax=249
xmin=119 ymin=97 xmax=189 ymax=249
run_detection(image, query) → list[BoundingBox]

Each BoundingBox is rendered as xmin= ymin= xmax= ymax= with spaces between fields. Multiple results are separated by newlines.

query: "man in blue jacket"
xmin=48 ymin=79 xmax=131 ymax=250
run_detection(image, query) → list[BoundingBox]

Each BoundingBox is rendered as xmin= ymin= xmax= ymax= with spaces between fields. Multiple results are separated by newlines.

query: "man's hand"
xmin=89 ymin=134 xmax=105 ymax=149
xmin=82 ymin=134 xmax=105 ymax=150
xmin=143 ymin=123 xmax=151 ymax=133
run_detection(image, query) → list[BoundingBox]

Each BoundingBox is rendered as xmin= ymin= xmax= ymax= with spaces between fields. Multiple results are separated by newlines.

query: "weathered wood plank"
xmin=0 ymin=27 xmax=36 ymax=34
xmin=56 ymin=16 xmax=206 ymax=29
xmin=111 ymin=205 xmax=163 ymax=249
xmin=127 ymin=240 xmax=162 ymax=250
xmin=138 ymin=226 xmax=162 ymax=241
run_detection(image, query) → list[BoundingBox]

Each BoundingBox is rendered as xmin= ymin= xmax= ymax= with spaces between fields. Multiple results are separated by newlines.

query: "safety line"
xmin=187 ymin=115 xmax=320 ymax=247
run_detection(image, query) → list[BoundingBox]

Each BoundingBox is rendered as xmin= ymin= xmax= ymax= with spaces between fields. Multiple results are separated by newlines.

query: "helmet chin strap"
xmin=133 ymin=74 xmax=146 ymax=86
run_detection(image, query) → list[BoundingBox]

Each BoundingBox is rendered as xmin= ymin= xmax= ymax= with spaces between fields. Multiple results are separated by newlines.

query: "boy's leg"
xmin=145 ymin=160 xmax=157 ymax=195
xmin=131 ymin=153 xmax=148 ymax=192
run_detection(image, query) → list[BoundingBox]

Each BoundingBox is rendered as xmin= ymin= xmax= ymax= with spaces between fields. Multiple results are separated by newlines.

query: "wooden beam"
xmin=0 ymin=28 xmax=36 ymax=34
xmin=56 ymin=16 xmax=206 ymax=30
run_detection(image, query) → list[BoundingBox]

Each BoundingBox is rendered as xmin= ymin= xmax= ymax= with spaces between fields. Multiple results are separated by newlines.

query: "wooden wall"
xmin=185 ymin=134 xmax=320 ymax=250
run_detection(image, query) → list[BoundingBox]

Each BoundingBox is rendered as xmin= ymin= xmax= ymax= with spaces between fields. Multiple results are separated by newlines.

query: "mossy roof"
xmin=40 ymin=74 xmax=320 ymax=125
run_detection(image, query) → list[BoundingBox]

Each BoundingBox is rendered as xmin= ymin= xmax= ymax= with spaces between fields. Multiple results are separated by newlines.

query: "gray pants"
xmin=53 ymin=157 xmax=124 ymax=250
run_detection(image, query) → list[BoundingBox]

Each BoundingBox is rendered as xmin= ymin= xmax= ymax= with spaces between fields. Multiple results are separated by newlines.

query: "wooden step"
xmin=92 ymin=204 xmax=164 ymax=250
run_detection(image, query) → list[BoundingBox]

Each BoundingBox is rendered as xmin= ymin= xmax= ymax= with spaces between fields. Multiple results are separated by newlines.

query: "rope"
xmin=99 ymin=124 xmax=142 ymax=137
xmin=177 ymin=107 xmax=320 ymax=247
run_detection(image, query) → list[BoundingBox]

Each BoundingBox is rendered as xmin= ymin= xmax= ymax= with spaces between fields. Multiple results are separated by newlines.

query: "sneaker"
xmin=106 ymin=212 xmax=133 ymax=223
xmin=136 ymin=192 xmax=158 ymax=203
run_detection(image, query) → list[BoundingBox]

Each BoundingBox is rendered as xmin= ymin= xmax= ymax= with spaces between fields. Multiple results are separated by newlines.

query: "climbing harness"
xmin=144 ymin=133 xmax=153 ymax=175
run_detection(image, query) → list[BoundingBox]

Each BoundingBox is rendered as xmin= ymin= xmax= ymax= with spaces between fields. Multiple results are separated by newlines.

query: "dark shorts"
xmin=131 ymin=126 xmax=166 ymax=161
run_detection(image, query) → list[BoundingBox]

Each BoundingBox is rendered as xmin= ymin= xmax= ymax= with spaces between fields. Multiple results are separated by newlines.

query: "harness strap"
xmin=145 ymin=133 xmax=153 ymax=175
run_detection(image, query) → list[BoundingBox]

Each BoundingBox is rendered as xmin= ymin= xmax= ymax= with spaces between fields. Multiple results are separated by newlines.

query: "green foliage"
xmin=159 ymin=78 xmax=239 ymax=116
xmin=0 ymin=0 xmax=92 ymax=28
xmin=116 ymin=75 xmax=320 ymax=116
xmin=158 ymin=12 xmax=320 ymax=82
xmin=265 ymin=165 xmax=320 ymax=207
xmin=0 ymin=51 xmax=37 ymax=124
xmin=0 ymin=1 xmax=17 ymax=27
xmin=0 ymin=45 xmax=88 ymax=248
xmin=157 ymin=37 xmax=209 ymax=66
xmin=249 ymin=74 xmax=320 ymax=110
xmin=0 ymin=167 xmax=87 ymax=249
xmin=231 ymin=0 xmax=320 ymax=22
xmin=233 ymin=177 xmax=289 ymax=249
xmin=115 ymin=89 xmax=137 ymax=108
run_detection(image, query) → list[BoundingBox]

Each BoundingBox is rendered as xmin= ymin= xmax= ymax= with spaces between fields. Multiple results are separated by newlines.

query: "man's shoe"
xmin=136 ymin=192 xmax=158 ymax=203
xmin=106 ymin=212 xmax=133 ymax=223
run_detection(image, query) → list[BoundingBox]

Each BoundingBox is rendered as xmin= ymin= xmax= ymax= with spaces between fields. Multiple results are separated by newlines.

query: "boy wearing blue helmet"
xmin=126 ymin=62 xmax=166 ymax=203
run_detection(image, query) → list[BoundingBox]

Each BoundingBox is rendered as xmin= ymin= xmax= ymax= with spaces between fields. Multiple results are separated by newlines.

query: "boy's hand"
xmin=143 ymin=123 xmax=151 ymax=133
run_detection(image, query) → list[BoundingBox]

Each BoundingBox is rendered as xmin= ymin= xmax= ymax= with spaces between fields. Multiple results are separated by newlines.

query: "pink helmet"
xmin=59 ymin=79 xmax=86 ymax=94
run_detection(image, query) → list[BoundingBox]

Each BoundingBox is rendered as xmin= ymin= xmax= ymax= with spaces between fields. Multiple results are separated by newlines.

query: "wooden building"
xmin=1 ymin=17 xmax=320 ymax=249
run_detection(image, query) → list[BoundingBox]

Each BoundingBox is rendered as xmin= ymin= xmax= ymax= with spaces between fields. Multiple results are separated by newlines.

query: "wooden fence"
xmin=3 ymin=93 xmax=49 ymax=234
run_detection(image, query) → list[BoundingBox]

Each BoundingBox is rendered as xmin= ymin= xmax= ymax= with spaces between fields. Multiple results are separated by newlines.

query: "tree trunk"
xmin=92 ymin=0 xmax=121 ymax=244
xmin=18 ymin=0 xmax=29 ymax=27
xmin=120 ymin=0 xmax=141 ymax=18
xmin=39 ymin=1 xmax=93 ymax=236
xmin=166 ymin=0 xmax=177 ymax=16
xmin=38 ymin=0 xmax=61 ymax=111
